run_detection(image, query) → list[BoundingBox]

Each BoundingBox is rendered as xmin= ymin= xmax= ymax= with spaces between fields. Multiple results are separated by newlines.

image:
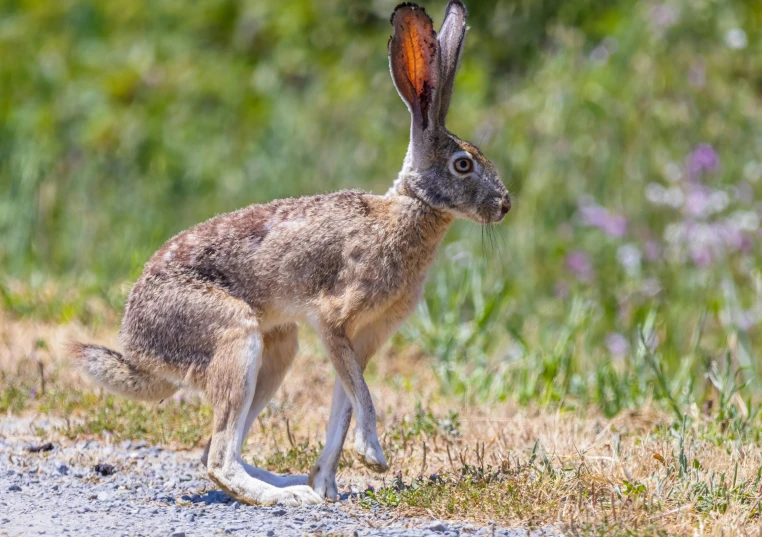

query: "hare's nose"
xmin=500 ymin=195 xmax=511 ymax=216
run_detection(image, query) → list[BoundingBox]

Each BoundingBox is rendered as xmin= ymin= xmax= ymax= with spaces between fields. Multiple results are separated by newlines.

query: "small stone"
xmin=8 ymin=484 xmax=21 ymax=492
xmin=26 ymin=442 xmax=54 ymax=453
xmin=428 ymin=522 xmax=447 ymax=533
xmin=272 ymin=509 xmax=286 ymax=516
xmin=57 ymin=465 xmax=69 ymax=475
xmin=51 ymin=484 xmax=59 ymax=491
xmin=93 ymin=464 xmax=116 ymax=476
xmin=185 ymin=513 xmax=195 ymax=522
xmin=169 ymin=533 xmax=185 ymax=537
xmin=266 ymin=531 xmax=275 ymax=537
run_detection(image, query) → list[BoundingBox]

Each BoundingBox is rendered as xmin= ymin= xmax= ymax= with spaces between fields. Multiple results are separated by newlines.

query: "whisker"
xmin=492 ymin=224 xmax=507 ymax=270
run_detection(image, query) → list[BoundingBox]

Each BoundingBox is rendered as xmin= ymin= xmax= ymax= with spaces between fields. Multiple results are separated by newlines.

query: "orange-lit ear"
xmin=389 ymin=3 xmax=439 ymax=131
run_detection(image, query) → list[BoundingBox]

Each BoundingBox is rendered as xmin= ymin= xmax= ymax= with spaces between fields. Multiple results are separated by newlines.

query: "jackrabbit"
xmin=72 ymin=0 xmax=510 ymax=506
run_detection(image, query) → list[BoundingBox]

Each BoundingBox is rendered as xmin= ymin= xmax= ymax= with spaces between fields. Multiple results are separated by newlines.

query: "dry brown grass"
xmin=2 ymin=311 xmax=762 ymax=536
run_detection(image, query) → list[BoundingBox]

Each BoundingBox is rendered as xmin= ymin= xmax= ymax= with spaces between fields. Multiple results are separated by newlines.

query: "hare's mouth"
xmin=485 ymin=196 xmax=511 ymax=224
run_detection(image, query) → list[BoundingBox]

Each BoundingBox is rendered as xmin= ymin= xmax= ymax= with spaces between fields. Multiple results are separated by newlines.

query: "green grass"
xmin=2 ymin=0 xmax=761 ymax=417
xmin=361 ymin=408 xmax=762 ymax=534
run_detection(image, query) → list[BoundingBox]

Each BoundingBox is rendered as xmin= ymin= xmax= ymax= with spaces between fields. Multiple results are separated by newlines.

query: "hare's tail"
xmin=70 ymin=342 xmax=177 ymax=401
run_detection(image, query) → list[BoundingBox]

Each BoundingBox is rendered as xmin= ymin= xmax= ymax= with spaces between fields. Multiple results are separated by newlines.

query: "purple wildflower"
xmin=604 ymin=215 xmax=628 ymax=238
xmin=605 ymin=333 xmax=630 ymax=358
xmin=718 ymin=223 xmax=745 ymax=251
xmin=684 ymin=187 xmax=710 ymax=217
xmin=566 ymin=250 xmax=594 ymax=282
xmin=644 ymin=240 xmax=662 ymax=261
xmin=690 ymin=245 xmax=714 ymax=268
xmin=579 ymin=198 xmax=628 ymax=237
xmin=688 ymin=144 xmax=719 ymax=180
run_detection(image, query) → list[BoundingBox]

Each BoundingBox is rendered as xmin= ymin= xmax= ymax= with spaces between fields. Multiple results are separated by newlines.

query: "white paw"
xmin=273 ymin=485 xmax=323 ymax=506
xmin=354 ymin=436 xmax=388 ymax=473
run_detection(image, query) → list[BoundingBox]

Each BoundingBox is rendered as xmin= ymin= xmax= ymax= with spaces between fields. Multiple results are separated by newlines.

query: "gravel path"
xmin=1 ymin=417 xmax=558 ymax=537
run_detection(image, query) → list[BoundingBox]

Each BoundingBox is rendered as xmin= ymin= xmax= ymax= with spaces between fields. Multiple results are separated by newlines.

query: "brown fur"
xmin=72 ymin=0 xmax=509 ymax=505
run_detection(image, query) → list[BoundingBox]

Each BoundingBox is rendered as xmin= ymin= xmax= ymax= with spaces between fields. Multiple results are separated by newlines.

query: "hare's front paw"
xmin=354 ymin=436 xmax=388 ymax=473
xmin=309 ymin=465 xmax=339 ymax=501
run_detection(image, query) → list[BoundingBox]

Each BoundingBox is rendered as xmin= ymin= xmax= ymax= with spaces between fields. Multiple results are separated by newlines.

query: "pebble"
xmin=8 ymin=484 xmax=21 ymax=492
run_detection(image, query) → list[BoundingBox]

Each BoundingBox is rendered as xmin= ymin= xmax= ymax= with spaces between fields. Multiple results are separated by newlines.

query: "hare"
xmin=72 ymin=0 xmax=510 ymax=506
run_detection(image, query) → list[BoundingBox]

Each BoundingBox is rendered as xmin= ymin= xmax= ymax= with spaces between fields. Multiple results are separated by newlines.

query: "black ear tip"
xmin=390 ymin=2 xmax=427 ymax=25
xmin=447 ymin=0 xmax=468 ymax=17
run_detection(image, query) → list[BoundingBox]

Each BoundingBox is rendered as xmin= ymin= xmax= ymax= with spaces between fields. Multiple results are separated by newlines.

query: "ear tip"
xmin=446 ymin=0 xmax=468 ymax=17
xmin=390 ymin=2 xmax=430 ymax=26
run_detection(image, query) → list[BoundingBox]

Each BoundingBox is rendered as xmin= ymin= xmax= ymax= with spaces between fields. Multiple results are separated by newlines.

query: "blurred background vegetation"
xmin=2 ymin=0 xmax=762 ymax=415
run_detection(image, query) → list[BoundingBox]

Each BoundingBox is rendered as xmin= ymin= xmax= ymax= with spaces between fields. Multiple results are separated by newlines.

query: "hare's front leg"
xmin=311 ymin=318 xmax=401 ymax=499
xmin=309 ymin=379 xmax=352 ymax=500
xmin=319 ymin=328 xmax=388 ymax=473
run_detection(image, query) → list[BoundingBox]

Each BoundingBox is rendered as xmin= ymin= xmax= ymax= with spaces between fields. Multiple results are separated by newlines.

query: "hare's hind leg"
xmin=200 ymin=324 xmax=307 ymax=487
xmin=205 ymin=323 xmax=321 ymax=506
xmin=240 ymin=324 xmax=309 ymax=487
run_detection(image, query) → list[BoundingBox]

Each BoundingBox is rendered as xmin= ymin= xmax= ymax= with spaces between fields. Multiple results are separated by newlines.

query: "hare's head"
xmin=389 ymin=1 xmax=510 ymax=225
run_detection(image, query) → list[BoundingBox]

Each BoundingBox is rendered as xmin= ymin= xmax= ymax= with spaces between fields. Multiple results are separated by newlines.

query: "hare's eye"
xmin=453 ymin=157 xmax=473 ymax=174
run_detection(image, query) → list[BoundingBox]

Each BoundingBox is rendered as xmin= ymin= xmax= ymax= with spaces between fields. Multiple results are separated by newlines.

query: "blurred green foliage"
xmin=2 ymin=0 xmax=762 ymax=414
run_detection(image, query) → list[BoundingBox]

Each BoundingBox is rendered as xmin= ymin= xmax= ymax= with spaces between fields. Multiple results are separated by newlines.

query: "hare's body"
xmin=120 ymin=190 xmax=451 ymax=387
xmin=73 ymin=1 xmax=511 ymax=506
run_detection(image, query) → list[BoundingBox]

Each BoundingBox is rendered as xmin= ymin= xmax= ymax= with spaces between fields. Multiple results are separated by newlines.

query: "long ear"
xmin=389 ymin=3 xmax=440 ymax=139
xmin=436 ymin=0 xmax=467 ymax=126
